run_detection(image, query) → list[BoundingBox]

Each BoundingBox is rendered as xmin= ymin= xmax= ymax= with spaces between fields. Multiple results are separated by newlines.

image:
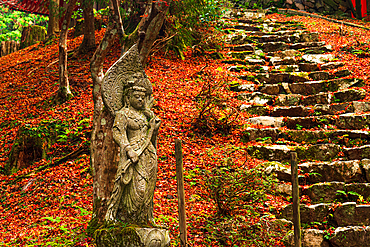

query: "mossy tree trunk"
xmin=136 ymin=0 xmax=172 ymax=66
xmin=6 ymin=126 xmax=50 ymax=175
xmin=88 ymin=0 xmax=171 ymax=238
xmin=47 ymin=0 xmax=60 ymax=37
xmin=355 ymin=0 xmax=362 ymax=18
xmin=89 ymin=0 xmax=123 ymax=230
xmin=76 ymin=0 xmax=96 ymax=55
xmin=56 ymin=0 xmax=77 ymax=103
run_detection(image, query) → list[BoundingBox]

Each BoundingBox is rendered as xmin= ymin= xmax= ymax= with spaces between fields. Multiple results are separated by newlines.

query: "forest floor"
xmin=0 ymin=10 xmax=370 ymax=246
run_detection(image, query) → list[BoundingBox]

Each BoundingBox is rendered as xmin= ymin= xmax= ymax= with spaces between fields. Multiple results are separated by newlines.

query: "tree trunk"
xmin=47 ymin=0 xmax=60 ymax=37
xmin=355 ymin=0 xmax=362 ymax=19
xmin=137 ymin=0 xmax=171 ymax=66
xmin=76 ymin=0 xmax=96 ymax=55
xmin=88 ymin=0 xmax=170 ymax=236
xmin=88 ymin=0 xmax=125 ymax=231
xmin=56 ymin=0 xmax=77 ymax=103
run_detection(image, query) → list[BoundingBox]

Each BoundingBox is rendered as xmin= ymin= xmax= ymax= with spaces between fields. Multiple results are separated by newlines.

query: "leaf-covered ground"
xmin=0 ymin=12 xmax=369 ymax=246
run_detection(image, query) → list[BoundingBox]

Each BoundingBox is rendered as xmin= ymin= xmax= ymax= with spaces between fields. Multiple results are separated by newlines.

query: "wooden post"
xmin=291 ymin=152 xmax=301 ymax=247
xmin=175 ymin=139 xmax=187 ymax=246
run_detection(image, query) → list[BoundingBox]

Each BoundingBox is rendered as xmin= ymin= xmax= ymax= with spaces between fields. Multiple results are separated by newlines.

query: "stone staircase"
xmin=222 ymin=10 xmax=370 ymax=247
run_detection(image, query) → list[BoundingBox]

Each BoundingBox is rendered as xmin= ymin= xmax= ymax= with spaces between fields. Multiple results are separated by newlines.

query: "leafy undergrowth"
xmin=0 ymin=11 xmax=369 ymax=246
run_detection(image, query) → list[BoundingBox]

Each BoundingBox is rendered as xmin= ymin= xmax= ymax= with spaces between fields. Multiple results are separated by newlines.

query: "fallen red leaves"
xmin=0 ymin=11 xmax=369 ymax=246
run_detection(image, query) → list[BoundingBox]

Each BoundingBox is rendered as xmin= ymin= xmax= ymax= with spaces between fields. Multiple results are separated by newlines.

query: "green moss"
xmin=20 ymin=25 xmax=46 ymax=49
xmin=95 ymin=222 xmax=145 ymax=247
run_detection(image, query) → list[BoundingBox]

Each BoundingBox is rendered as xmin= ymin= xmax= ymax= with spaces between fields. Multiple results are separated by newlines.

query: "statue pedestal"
xmin=95 ymin=225 xmax=170 ymax=247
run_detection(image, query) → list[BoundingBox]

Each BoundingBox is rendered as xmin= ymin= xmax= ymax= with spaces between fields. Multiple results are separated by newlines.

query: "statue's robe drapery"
xmin=107 ymin=107 xmax=157 ymax=225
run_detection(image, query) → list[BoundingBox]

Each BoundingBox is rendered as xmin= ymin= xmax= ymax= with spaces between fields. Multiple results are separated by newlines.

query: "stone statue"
xmin=99 ymin=45 xmax=169 ymax=247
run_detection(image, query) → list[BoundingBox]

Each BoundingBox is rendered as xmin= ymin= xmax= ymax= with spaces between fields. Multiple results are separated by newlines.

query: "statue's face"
xmin=129 ymin=91 xmax=146 ymax=110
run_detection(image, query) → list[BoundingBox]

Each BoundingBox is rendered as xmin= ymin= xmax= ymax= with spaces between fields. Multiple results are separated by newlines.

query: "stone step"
xmin=290 ymin=41 xmax=326 ymax=50
xmin=300 ymin=45 xmax=333 ymax=54
xmin=258 ymin=41 xmax=327 ymax=52
xmin=299 ymin=61 xmax=345 ymax=71
xmin=275 ymin=89 xmax=365 ymax=106
xmin=288 ymin=78 xmax=364 ymax=95
xmin=283 ymin=226 xmax=370 ymax=247
xmin=244 ymin=70 xmax=352 ymax=85
xmin=224 ymin=23 xmax=262 ymax=31
xmin=246 ymin=144 xmax=341 ymax=162
xmin=299 ymin=159 xmax=370 ymax=183
xmin=252 ymin=78 xmax=364 ymax=95
xmin=238 ymin=91 xmax=367 ymax=111
xmin=279 ymin=202 xmax=370 ymax=227
xmin=282 ymin=112 xmax=370 ymax=130
xmin=262 ymin=159 xmax=370 ymax=184
xmin=242 ymin=128 xmax=370 ymax=146
xmin=247 ymin=143 xmax=370 ymax=162
xmin=270 ymin=102 xmax=367 ymax=117
xmin=241 ymin=101 xmax=368 ymax=117
xmin=304 ymin=181 xmax=370 ymax=203
xmin=309 ymin=69 xmax=351 ymax=80
xmin=235 ymin=87 xmax=364 ymax=107
xmin=241 ymin=72 xmax=308 ymax=84
xmin=229 ymin=44 xmax=255 ymax=52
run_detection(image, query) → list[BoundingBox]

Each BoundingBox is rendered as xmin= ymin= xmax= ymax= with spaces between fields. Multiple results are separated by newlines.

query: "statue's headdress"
xmin=102 ymin=44 xmax=153 ymax=116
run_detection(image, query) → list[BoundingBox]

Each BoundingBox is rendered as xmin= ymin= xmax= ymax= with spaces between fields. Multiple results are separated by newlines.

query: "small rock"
xmin=238 ymin=84 xmax=256 ymax=92
xmin=362 ymin=159 xmax=370 ymax=182
xmin=279 ymin=49 xmax=300 ymax=58
xmin=260 ymin=84 xmax=281 ymax=95
xmin=275 ymin=94 xmax=301 ymax=106
xmin=302 ymin=54 xmax=334 ymax=63
xmin=301 ymin=92 xmax=330 ymax=105
xmin=309 ymin=71 xmax=330 ymax=80
xmin=300 ymin=32 xmax=319 ymax=42
xmin=329 ymin=226 xmax=370 ymax=247
xmin=333 ymin=69 xmax=351 ymax=78
xmin=247 ymin=116 xmax=284 ymax=127
xmin=238 ymin=92 xmax=273 ymax=105
xmin=165 ymin=194 xmax=174 ymax=199
xmin=353 ymin=101 xmax=370 ymax=113
xmin=294 ymin=2 xmax=305 ymax=10
xmin=299 ymin=63 xmax=320 ymax=72
xmin=321 ymin=62 xmax=344 ymax=70
xmin=284 ymin=229 xmax=330 ymax=247
xmin=247 ymin=59 xmax=265 ymax=65
xmin=232 ymin=44 xmax=255 ymax=52
xmin=306 ymin=182 xmax=345 ymax=203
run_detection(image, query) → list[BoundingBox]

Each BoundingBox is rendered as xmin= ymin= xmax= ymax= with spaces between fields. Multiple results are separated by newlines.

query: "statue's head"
xmin=127 ymin=86 xmax=147 ymax=110
xmin=102 ymin=45 xmax=153 ymax=116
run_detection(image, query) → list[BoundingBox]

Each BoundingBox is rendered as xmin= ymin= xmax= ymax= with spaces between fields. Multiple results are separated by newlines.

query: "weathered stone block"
xmin=329 ymin=226 xmax=370 ymax=247
xmin=260 ymin=84 xmax=281 ymax=95
xmin=275 ymin=94 xmax=301 ymax=106
xmin=309 ymin=71 xmax=330 ymax=81
xmin=299 ymin=63 xmax=320 ymax=72
xmin=299 ymin=160 xmax=363 ymax=183
xmin=334 ymin=202 xmax=370 ymax=226
xmin=333 ymin=89 xmax=366 ymax=103
xmin=238 ymin=92 xmax=273 ymax=104
xmin=242 ymin=127 xmax=278 ymax=142
xmin=95 ymin=226 xmax=170 ymax=247
xmin=301 ymin=93 xmax=330 ymax=105
xmin=284 ymin=229 xmax=330 ymax=247
xmin=305 ymin=182 xmax=345 ymax=203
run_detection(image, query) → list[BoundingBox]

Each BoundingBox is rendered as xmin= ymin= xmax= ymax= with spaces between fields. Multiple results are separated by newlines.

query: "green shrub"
xmin=0 ymin=6 xmax=48 ymax=42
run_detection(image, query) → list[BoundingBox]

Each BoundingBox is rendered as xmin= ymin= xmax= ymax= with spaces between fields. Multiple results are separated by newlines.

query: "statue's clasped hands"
xmin=126 ymin=146 xmax=139 ymax=164
xmin=149 ymin=116 xmax=161 ymax=130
